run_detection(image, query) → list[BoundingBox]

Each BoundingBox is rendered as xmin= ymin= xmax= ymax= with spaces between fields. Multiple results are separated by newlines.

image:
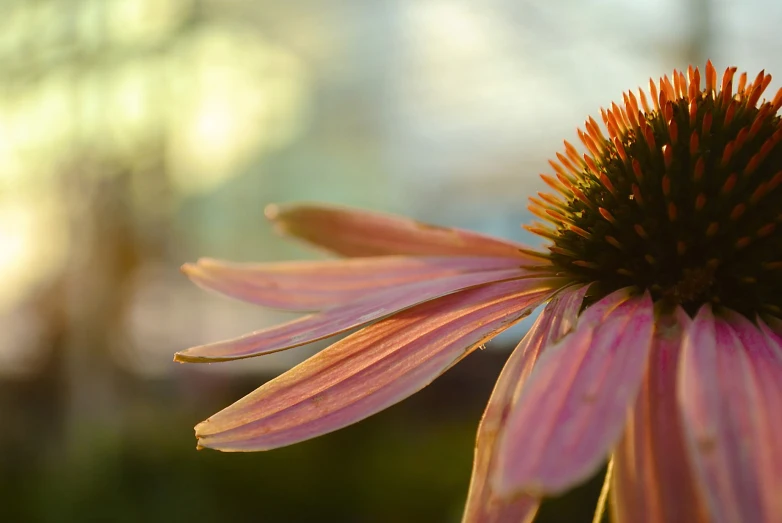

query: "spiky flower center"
xmin=531 ymin=63 xmax=782 ymax=317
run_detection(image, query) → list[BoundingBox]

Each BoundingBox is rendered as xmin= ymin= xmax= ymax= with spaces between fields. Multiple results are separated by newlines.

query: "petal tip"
xmin=194 ymin=419 xmax=227 ymax=449
xmin=173 ymin=350 xmax=210 ymax=364
xmin=194 ymin=428 xmax=251 ymax=453
xmin=193 ymin=418 xmax=223 ymax=450
xmin=194 ymin=418 xmax=210 ymax=435
xmin=694 ymin=302 xmax=715 ymax=321
xmin=195 ymin=438 xmax=220 ymax=451
xmin=264 ymin=203 xmax=282 ymax=221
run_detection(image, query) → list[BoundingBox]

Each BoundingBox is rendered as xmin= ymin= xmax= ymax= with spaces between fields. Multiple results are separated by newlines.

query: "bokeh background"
xmin=2 ymin=1 xmax=780 ymax=521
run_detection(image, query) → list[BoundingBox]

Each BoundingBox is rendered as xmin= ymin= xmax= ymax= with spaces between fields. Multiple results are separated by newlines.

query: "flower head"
xmin=177 ymin=63 xmax=782 ymax=523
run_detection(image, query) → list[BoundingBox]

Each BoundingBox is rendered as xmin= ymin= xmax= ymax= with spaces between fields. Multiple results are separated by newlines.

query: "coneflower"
xmin=177 ymin=62 xmax=782 ymax=523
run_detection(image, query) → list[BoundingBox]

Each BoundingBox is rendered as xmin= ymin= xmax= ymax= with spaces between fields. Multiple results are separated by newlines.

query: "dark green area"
xmin=2 ymin=351 xmax=607 ymax=523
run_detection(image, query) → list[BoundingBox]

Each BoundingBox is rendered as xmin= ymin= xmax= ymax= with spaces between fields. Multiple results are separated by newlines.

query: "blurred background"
xmin=1 ymin=0 xmax=780 ymax=521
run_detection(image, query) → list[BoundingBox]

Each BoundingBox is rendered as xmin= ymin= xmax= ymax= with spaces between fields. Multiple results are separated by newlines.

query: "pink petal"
xmin=576 ymin=286 xmax=635 ymax=326
xmin=726 ymin=313 xmax=782 ymax=522
xmin=266 ymin=203 xmax=545 ymax=261
xmin=194 ymin=278 xmax=559 ymax=451
xmin=679 ymin=307 xmax=782 ymax=523
xmin=182 ymin=255 xmax=531 ymax=311
xmin=175 ymin=269 xmax=560 ymax=363
xmin=759 ymin=315 xmax=782 ymax=349
xmin=462 ymin=284 xmax=589 ymax=523
xmin=496 ymin=290 xmax=654 ymax=496
xmin=611 ymin=308 xmax=709 ymax=523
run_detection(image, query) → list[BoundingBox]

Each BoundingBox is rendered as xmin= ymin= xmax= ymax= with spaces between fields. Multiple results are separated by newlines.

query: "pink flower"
xmin=177 ymin=62 xmax=782 ymax=523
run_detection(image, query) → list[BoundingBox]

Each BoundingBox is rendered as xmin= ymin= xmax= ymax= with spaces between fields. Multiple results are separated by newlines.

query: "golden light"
xmin=167 ymin=28 xmax=310 ymax=195
xmin=0 ymin=201 xmax=67 ymax=311
xmin=107 ymin=0 xmax=190 ymax=45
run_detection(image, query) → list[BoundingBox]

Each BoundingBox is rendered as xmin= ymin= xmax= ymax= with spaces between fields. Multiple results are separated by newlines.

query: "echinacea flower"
xmin=177 ymin=62 xmax=782 ymax=523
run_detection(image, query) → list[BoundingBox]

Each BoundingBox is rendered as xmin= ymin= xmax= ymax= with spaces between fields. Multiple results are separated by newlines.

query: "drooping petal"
xmin=496 ymin=289 xmax=654 ymax=497
xmin=182 ymin=255 xmax=532 ymax=311
xmin=266 ymin=203 xmax=545 ymax=261
xmin=462 ymin=284 xmax=589 ymax=523
xmin=175 ymin=269 xmax=560 ymax=363
xmin=679 ymin=306 xmax=782 ymax=523
xmin=194 ymin=278 xmax=559 ymax=452
xmin=611 ymin=307 xmax=709 ymax=523
xmin=726 ymin=312 xmax=782 ymax=522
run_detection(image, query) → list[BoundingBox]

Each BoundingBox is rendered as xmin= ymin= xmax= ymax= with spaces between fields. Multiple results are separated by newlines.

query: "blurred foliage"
xmin=2 ymin=358 xmax=606 ymax=523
